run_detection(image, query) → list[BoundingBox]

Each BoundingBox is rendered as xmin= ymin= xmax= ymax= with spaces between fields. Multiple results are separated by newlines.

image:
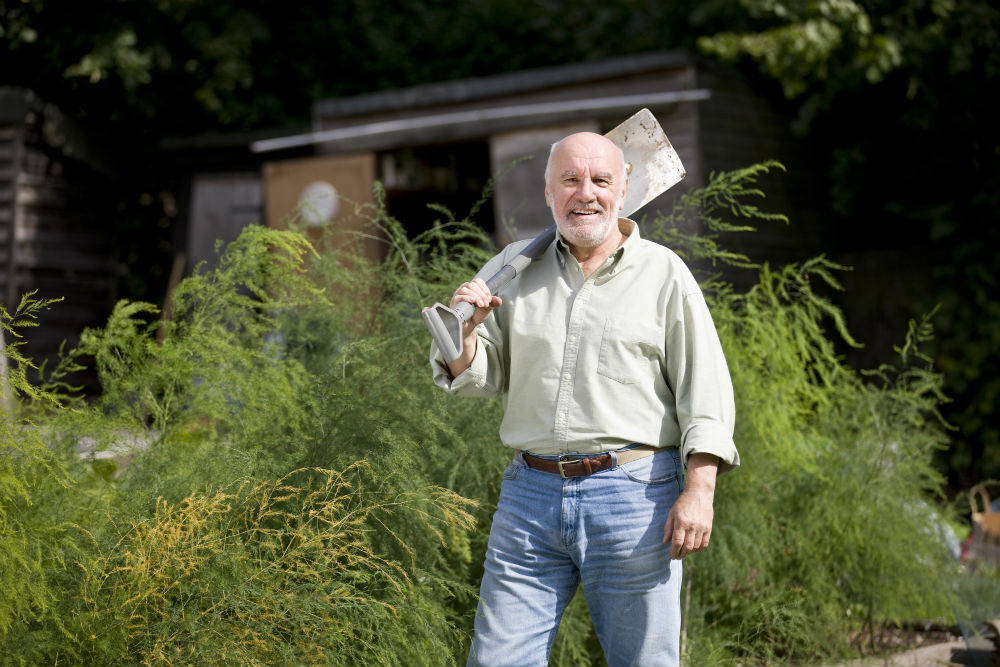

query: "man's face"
xmin=544 ymin=133 xmax=627 ymax=249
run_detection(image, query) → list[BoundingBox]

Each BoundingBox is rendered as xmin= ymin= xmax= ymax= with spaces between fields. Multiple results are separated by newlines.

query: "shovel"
xmin=422 ymin=108 xmax=687 ymax=363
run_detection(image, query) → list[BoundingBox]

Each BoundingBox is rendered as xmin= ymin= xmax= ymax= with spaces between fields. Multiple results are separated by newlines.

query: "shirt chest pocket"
xmin=596 ymin=319 xmax=665 ymax=385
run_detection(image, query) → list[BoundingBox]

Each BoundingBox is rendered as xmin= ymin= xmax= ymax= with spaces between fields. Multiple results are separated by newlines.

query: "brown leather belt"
xmin=519 ymin=445 xmax=660 ymax=478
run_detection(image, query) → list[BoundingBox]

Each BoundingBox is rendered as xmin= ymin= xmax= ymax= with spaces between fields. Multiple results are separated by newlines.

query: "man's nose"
xmin=576 ymin=179 xmax=596 ymax=200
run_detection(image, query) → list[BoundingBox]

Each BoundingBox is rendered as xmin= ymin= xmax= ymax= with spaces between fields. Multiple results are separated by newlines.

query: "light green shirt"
xmin=431 ymin=219 xmax=739 ymax=473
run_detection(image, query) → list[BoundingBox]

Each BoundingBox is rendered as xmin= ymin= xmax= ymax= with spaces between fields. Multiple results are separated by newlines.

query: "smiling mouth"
xmin=571 ymin=208 xmax=599 ymax=216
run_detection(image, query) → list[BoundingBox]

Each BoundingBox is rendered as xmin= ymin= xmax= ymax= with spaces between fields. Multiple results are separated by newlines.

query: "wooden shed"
xmin=0 ymin=88 xmax=114 ymax=382
xmin=0 ymin=51 xmax=829 ymax=386
xmin=253 ymin=49 xmax=828 ymax=278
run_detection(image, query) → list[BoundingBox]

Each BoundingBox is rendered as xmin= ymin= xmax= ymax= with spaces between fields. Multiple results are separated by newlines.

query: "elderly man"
xmin=431 ymin=131 xmax=739 ymax=667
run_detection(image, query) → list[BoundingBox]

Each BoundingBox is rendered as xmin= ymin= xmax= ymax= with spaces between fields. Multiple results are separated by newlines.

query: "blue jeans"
xmin=468 ymin=448 xmax=684 ymax=667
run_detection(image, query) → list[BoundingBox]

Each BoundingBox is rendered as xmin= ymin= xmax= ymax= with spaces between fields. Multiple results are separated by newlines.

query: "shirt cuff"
xmin=430 ymin=336 xmax=490 ymax=394
xmin=680 ymin=420 xmax=740 ymax=475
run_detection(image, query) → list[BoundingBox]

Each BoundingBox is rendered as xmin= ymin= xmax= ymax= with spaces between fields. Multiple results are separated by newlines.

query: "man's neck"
xmin=568 ymin=223 xmax=626 ymax=278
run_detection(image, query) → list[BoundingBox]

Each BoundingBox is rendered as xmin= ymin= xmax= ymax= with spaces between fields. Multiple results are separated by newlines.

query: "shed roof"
xmin=253 ymin=50 xmax=710 ymax=154
xmin=312 ymin=50 xmax=701 ymax=119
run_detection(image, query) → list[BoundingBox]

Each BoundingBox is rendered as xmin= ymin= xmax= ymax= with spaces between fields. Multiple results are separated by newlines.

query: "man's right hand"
xmin=451 ymin=278 xmax=501 ymax=332
xmin=446 ymin=278 xmax=501 ymax=377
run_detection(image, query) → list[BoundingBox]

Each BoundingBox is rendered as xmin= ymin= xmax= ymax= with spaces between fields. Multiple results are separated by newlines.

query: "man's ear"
xmin=618 ymin=179 xmax=628 ymax=210
xmin=544 ymin=184 xmax=552 ymax=207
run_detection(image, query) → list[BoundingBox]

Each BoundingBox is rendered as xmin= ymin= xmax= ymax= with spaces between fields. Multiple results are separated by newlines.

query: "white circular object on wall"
xmin=297 ymin=181 xmax=339 ymax=226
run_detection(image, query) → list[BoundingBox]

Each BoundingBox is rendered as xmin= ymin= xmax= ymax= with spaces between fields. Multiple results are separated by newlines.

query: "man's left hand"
xmin=663 ymin=453 xmax=719 ymax=559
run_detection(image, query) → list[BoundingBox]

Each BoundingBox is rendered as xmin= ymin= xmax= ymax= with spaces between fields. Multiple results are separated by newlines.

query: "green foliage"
xmin=285 ymin=188 xmax=512 ymax=607
xmin=0 ymin=220 xmax=488 ymax=665
xmin=647 ymin=160 xmax=789 ymax=269
xmin=640 ymin=164 xmax=957 ymax=663
xmin=686 ymin=283 xmax=956 ymax=663
xmin=697 ymin=0 xmax=999 ymax=127
xmin=68 ymin=463 xmax=473 ymax=667
xmin=1 ymin=291 xmax=64 ymax=404
xmin=75 ymin=225 xmax=324 ymax=495
xmin=0 ymin=165 xmax=963 ymax=665
xmin=699 ymin=0 xmax=905 ymax=106
xmin=0 ymin=292 xmax=70 ymax=646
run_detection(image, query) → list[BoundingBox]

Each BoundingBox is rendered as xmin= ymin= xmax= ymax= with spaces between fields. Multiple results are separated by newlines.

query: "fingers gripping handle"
xmin=423 ymin=225 xmax=556 ymax=363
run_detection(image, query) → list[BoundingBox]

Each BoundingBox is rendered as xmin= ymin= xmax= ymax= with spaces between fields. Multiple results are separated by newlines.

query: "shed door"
xmin=262 ymin=153 xmax=379 ymax=263
xmin=187 ymin=173 xmax=263 ymax=273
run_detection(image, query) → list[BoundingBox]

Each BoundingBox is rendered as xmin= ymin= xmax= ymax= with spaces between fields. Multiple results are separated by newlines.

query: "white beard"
xmin=551 ymin=203 xmax=617 ymax=248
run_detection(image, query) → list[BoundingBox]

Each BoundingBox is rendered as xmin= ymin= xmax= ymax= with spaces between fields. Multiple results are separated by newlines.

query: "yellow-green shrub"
xmin=69 ymin=463 xmax=473 ymax=667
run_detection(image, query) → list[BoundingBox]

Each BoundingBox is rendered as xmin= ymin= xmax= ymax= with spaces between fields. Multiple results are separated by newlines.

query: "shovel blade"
xmin=604 ymin=108 xmax=686 ymax=218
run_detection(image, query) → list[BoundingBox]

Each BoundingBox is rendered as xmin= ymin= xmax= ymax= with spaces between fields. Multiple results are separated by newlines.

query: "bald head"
xmin=544 ymin=132 xmax=627 ymax=186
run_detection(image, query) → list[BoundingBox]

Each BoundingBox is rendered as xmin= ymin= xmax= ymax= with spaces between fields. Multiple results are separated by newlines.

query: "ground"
xmin=854 ymin=626 xmax=995 ymax=667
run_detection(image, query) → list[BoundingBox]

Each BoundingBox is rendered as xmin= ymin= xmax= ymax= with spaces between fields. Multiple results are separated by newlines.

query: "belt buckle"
xmin=557 ymin=456 xmax=580 ymax=478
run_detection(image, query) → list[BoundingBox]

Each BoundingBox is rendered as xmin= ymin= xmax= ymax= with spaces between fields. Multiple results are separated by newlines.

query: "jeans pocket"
xmin=502 ymin=459 xmax=522 ymax=480
xmin=620 ymin=450 xmax=680 ymax=485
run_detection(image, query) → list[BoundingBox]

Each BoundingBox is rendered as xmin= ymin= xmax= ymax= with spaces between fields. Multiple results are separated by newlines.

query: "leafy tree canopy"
xmin=1 ymin=0 xmax=714 ymax=137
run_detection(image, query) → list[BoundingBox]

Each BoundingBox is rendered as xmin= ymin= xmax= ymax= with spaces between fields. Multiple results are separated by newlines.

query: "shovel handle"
xmin=482 ymin=224 xmax=557 ymax=293
xmin=423 ymin=224 xmax=557 ymax=362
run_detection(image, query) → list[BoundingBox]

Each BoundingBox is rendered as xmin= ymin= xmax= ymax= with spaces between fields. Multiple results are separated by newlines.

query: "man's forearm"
xmin=446 ymin=332 xmax=478 ymax=379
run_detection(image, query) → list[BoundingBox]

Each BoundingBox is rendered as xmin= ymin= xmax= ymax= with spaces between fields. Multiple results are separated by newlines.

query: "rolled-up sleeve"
xmin=430 ymin=317 xmax=508 ymax=399
xmin=669 ymin=289 xmax=740 ymax=475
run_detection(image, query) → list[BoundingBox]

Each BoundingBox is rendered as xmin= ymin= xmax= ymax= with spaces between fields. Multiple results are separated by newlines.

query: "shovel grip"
xmin=452 ymin=300 xmax=476 ymax=322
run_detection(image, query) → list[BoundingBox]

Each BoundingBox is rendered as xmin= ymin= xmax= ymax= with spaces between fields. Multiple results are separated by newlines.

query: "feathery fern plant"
xmin=0 ymin=293 xmax=72 ymax=656
xmin=0 ymin=163 xmax=960 ymax=667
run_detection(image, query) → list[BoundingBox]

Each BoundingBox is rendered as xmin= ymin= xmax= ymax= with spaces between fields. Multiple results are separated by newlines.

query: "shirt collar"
xmin=554 ymin=218 xmax=639 ymax=280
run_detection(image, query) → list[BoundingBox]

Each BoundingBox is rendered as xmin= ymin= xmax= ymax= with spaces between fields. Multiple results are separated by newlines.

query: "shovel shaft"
xmin=455 ymin=224 xmax=557 ymax=322
xmin=484 ymin=224 xmax=557 ymax=294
